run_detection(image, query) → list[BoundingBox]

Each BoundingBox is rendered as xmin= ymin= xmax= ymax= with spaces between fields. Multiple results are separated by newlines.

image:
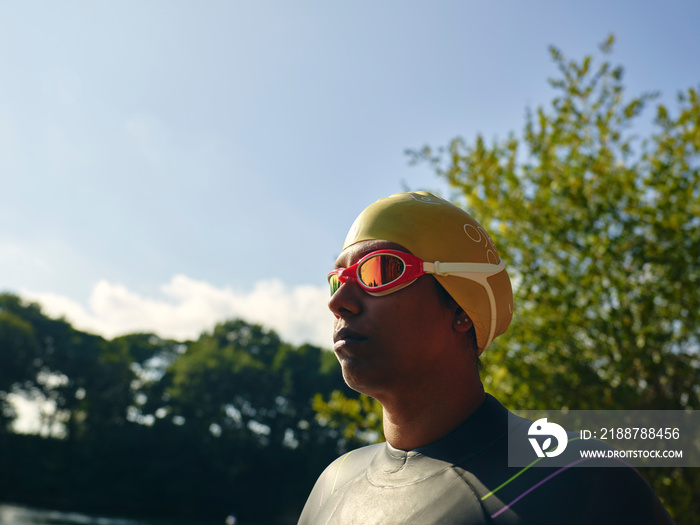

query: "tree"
xmin=0 ymin=293 xmax=141 ymax=438
xmin=409 ymin=34 xmax=699 ymax=411
xmin=142 ymin=319 xmax=350 ymax=521
xmin=407 ymin=34 xmax=698 ymax=523
xmin=0 ymin=305 xmax=39 ymax=431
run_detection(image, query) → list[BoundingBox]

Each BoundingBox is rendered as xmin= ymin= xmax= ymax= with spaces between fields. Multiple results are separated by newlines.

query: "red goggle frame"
xmin=328 ymin=250 xmax=426 ymax=297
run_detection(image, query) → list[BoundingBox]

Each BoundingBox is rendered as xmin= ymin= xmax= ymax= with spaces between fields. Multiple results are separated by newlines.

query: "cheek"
xmin=384 ymin=300 xmax=444 ymax=341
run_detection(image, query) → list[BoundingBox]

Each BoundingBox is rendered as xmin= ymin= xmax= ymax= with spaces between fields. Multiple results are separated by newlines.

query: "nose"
xmin=328 ymin=276 xmax=363 ymax=319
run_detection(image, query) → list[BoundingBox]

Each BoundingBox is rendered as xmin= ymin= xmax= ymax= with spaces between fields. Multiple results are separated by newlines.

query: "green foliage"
xmin=0 ymin=292 xmax=349 ymax=522
xmin=408 ymin=35 xmax=699 ymax=412
xmin=406 ymin=34 xmax=699 ymax=523
xmin=0 ymin=308 xmax=39 ymax=429
xmin=145 ymin=320 xmax=344 ymax=451
xmin=313 ymin=390 xmax=383 ymax=443
xmin=0 ymin=293 xmax=131 ymax=437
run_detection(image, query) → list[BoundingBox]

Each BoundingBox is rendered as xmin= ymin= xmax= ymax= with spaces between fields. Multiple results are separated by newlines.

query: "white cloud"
xmin=22 ymin=275 xmax=335 ymax=348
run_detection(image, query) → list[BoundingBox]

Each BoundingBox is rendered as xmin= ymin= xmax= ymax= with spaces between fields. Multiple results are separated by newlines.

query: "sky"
xmin=2 ymin=0 xmax=699 ymax=351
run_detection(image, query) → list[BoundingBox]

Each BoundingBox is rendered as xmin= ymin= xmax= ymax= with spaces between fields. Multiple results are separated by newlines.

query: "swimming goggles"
xmin=328 ymin=249 xmax=505 ymax=297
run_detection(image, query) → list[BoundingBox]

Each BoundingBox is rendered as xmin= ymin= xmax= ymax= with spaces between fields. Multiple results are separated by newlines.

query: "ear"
xmin=453 ymin=308 xmax=473 ymax=333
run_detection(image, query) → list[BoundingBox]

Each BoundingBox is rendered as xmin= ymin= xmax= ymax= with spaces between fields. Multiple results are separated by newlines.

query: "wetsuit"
xmin=298 ymin=394 xmax=673 ymax=524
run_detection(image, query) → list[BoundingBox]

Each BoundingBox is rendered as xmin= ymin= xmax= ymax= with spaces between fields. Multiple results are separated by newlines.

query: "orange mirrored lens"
xmin=358 ymin=254 xmax=405 ymax=288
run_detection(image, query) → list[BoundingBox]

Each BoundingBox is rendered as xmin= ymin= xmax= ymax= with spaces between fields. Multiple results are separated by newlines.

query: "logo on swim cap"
xmin=528 ymin=418 xmax=568 ymax=458
xmin=408 ymin=192 xmax=441 ymax=204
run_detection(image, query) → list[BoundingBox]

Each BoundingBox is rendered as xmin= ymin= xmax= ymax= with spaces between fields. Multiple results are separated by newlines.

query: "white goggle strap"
xmin=422 ymin=259 xmax=505 ymax=276
xmin=423 ymin=259 xmax=505 ymax=348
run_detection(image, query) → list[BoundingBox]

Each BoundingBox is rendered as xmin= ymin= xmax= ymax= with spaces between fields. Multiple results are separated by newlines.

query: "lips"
xmin=333 ymin=327 xmax=368 ymax=349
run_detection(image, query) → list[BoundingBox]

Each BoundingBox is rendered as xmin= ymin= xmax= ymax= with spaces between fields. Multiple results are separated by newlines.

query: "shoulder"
xmin=298 ymin=443 xmax=383 ymax=525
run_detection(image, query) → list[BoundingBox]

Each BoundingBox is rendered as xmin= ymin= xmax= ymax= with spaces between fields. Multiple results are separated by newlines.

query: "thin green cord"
xmin=331 ymin=450 xmax=354 ymax=495
xmin=481 ymin=436 xmax=581 ymax=501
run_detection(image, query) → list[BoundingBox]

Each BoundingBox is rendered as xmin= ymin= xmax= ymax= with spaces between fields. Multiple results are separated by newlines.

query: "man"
xmin=299 ymin=191 xmax=673 ymax=524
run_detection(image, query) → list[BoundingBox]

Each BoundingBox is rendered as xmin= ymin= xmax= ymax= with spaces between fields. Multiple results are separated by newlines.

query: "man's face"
xmin=328 ymin=239 xmax=457 ymax=401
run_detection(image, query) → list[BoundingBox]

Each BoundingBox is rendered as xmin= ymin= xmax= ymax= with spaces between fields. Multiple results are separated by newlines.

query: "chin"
xmin=340 ymin=363 xmax=373 ymax=394
xmin=340 ymin=368 xmax=365 ymax=393
xmin=341 ymin=368 xmax=387 ymax=401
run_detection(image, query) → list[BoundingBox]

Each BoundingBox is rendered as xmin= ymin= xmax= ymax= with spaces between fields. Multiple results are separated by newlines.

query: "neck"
xmin=380 ymin=376 xmax=486 ymax=451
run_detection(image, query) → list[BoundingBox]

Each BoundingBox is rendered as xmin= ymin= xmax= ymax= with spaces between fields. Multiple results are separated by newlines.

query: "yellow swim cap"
xmin=343 ymin=191 xmax=513 ymax=353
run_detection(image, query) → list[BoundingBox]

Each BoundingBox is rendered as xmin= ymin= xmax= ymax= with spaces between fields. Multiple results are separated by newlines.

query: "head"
xmin=339 ymin=191 xmax=513 ymax=352
xmin=328 ymin=191 xmax=513 ymax=398
xmin=329 ymin=239 xmax=475 ymax=398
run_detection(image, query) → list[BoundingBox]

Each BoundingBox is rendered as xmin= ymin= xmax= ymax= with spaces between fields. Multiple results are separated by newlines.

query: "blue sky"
xmin=2 ymin=0 xmax=699 ymax=348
